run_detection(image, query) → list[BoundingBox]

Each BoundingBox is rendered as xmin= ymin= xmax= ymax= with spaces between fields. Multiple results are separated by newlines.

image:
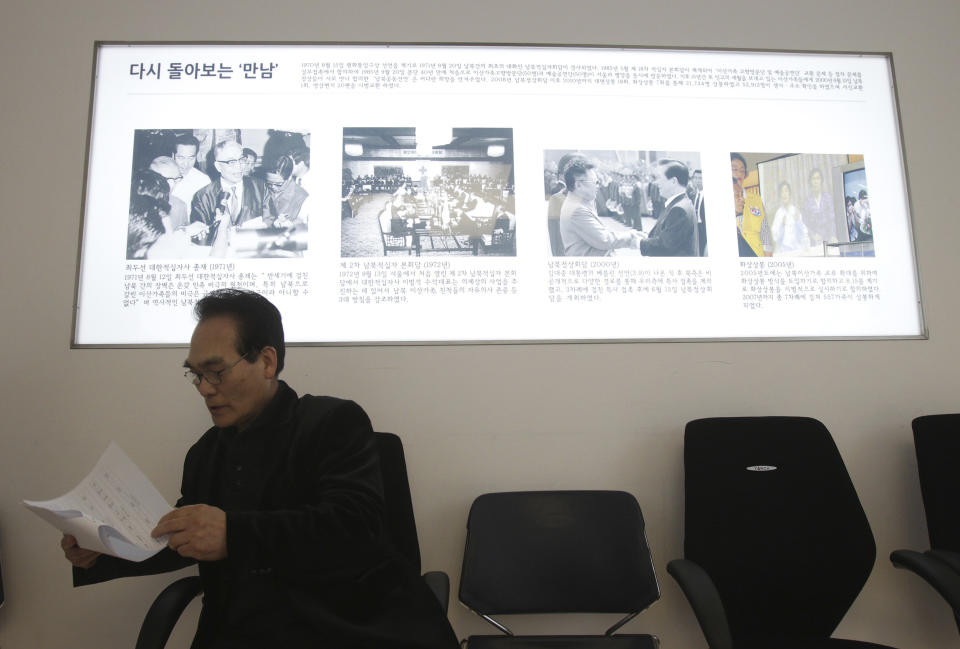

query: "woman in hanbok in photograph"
xmin=802 ymin=167 xmax=836 ymax=247
xmin=771 ymin=181 xmax=811 ymax=256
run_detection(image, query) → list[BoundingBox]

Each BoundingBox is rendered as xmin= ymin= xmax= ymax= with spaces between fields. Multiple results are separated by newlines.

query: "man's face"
xmin=264 ymin=172 xmax=288 ymax=197
xmin=174 ymin=144 xmax=198 ymax=175
xmin=242 ymin=154 xmax=256 ymax=176
xmin=215 ymin=142 xmax=245 ymax=185
xmin=185 ymin=315 xmax=276 ymax=430
xmin=575 ymin=169 xmax=599 ymax=202
xmin=693 ymin=171 xmax=703 ymax=191
xmin=151 ymin=159 xmax=182 ymax=192
xmin=731 ymin=158 xmax=746 ymax=182
xmin=652 ymin=166 xmax=677 ymax=198
xmin=733 ymin=179 xmax=745 ymax=215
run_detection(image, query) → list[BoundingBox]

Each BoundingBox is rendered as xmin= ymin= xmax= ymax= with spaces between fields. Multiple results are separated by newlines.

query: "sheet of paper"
xmin=24 ymin=442 xmax=172 ymax=561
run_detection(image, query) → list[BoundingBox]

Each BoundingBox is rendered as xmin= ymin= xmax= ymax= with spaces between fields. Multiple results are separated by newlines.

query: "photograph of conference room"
xmin=731 ymin=151 xmax=872 ymax=258
xmin=127 ymin=128 xmax=310 ymax=260
xmin=545 ymin=150 xmax=705 ymax=257
xmin=340 ymin=127 xmax=516 ymax=257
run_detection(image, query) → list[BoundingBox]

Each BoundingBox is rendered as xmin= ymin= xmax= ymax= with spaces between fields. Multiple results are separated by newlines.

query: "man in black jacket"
xmin=62 ymin=289 xmax=457 ymax=649
xmin=639 ymin=159 xmax=698 ymax=257
xmin=190 ymin=141 xmax=268 ymax=245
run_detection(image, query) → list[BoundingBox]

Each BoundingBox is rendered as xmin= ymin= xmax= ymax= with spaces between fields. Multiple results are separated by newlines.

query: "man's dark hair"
xmin=563 ymin=159 xmax=594 ymax=193
xmin=194 ymin=289 xmax=286 ymax=375
xmin=291 ymin=147 xmax=310 ymax=168
xmin=127 ymin=195 xmax=166 ymax=259
xmin=658 ymin=159 xmax=689 ymax=187
xmin=131 ymin=168 xmax=171 ymax=212
xmin=242 ymin=148 xmax=257 ymax=160
xmin=174 ymin=134 xmax=201 ymax=152
xmin=555 ymin=153 xmax=589 ymax=190
xmin=264 ymin=155 xmax=295 ymax=180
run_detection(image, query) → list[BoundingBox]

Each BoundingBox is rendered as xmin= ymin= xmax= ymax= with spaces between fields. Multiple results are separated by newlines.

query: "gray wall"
xmin=1 ymin=1 xmax=958 ymax=647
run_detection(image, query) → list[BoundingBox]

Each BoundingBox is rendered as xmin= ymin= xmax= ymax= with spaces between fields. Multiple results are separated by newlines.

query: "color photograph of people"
xmin=127 ymin=129 xmax=310 ymax=260
xmin=545 ymin=150 xmax=706 ymax=257
xmin=340 ymin=127 xmax=515 ymax=257
xmin=731 ymin=152 xmax=873 ymax=257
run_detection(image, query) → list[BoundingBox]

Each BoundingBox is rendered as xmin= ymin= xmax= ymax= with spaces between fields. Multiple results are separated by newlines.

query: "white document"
xmin=24 ymin=442 xmax=172 ymax=562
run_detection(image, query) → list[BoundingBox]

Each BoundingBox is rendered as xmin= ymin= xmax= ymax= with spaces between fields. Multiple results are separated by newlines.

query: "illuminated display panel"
xmin=74 ymin=43 xmax=923 ymax=345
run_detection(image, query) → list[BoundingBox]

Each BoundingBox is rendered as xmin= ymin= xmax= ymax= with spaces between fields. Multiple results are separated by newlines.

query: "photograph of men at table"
xmin=126 ymin=129 xmax=310 ymax=260
xmin=340 ymin=127 xmax=516 ymax=257
xmin=544 ymin=149 xmax=706 ymax=257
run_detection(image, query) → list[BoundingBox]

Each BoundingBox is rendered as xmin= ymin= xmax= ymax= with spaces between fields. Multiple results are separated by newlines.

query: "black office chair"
xmin=890 ymin=414 xmax=960 ymax=634
xmin=135 ymin=431 xmax=448 ymax=649
xmin=668 ymin=417 xmax=898 ymax=649
xmin=458 ymin=490 xmax=660 ymax=648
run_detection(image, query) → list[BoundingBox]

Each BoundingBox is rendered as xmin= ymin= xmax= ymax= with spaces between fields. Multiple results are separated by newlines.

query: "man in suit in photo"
xmin=190 ymin=140 xmax=268 ymax=245
xmin=559 ymin=159 xmax=640 ymax=256
xmin=639 ymin=159 xmax=698 ymax=257
xmin=171 ymin=134 xmax=211 ymax=207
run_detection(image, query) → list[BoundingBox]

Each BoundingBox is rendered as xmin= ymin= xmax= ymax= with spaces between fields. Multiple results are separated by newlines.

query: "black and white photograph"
xmin=127 ymin=128 xmax=310 ymax=260
xmin=340 ymin=127 xmax=516 ymax=257
xmin=731 ymin=151 xmax=872 ymax=257
xmin=545 ymin=150 xmax=706 ymax=257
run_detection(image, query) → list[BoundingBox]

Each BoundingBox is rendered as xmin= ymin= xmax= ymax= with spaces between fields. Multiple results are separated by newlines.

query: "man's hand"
xmin=152 ymin=504 xmax=227 ymax=561
xmin=184 ymin=221 xmax=209 ymax=241
xmin=61 ymin=534 xmax=100 ymax=569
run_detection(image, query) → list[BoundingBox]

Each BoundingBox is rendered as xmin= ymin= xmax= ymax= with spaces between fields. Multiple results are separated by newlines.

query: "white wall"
xmin=1 ymin=1 xmax=958 ymax=647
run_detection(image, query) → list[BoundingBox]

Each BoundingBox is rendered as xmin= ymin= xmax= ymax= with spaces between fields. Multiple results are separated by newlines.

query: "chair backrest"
xmin=374 ymin=432 xmax=421 ymax=573
xmin=683 ymin=417 xmax=876 ymax=641
xmin=459 ymin=490 xmax=659 ymax=616
xmin=913 ymin=415 xmax=960 ymax=552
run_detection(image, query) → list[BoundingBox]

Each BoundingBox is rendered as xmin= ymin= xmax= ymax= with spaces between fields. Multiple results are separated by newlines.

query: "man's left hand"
xmin=152 ymin=504 xmax=227 ymax=561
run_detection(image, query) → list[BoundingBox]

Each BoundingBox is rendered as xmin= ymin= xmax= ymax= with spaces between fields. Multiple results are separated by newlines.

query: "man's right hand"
xmin=184 ymin=221 xmax=209 ymax=240
xmin=61 ymin=534 xmax=100 ymax=569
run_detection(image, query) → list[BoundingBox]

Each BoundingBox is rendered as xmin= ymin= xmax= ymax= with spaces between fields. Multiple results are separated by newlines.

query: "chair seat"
xmin=466 ymin=635 xmax=658 ymax=649
xmin=736 ymin=637 xmax=897 ymax=649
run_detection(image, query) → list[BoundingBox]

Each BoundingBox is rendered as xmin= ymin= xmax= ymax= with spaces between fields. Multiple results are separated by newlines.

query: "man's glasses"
xmin=217 ymin=158 xmax=245 ymax=167
xmin=184 ymin=351 xmax=254 ymax=386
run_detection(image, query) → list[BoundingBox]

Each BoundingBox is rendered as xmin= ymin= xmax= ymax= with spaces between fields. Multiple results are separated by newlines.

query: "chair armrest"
xmin=666 ymin=559 xmax=733 ymax=649
xmin=891 ymin=549 xmax=960 ymax=611
xmin=928 ymin=549 xmax=960 ymax=576
xmin=422 ymin=570 xmax=450 ymax=614
xmin=135 ymin=575 xmax=202 ymax=649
